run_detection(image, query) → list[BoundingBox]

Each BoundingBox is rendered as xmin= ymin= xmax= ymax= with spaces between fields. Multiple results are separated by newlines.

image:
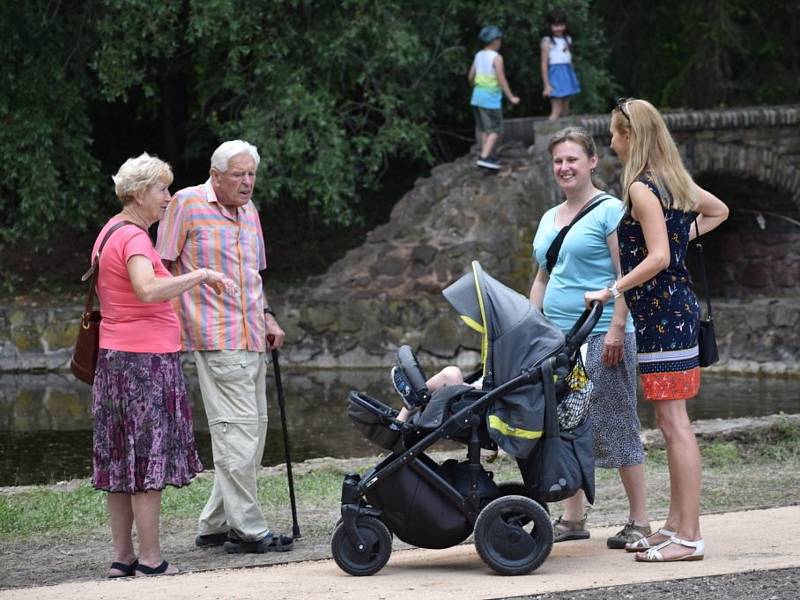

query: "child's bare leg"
xmin=481 ymin=133 xmax=499 ymax=158
xmin=549 ymin=98 xmax=566 ymax=120
xmin=428 ymin=366 xmax=464 ymax=389
xmin=396 ymin=366 xmax=464 ymax=422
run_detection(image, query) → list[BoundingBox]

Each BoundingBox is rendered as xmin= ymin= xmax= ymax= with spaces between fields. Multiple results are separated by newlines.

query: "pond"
xmin=1 ymin=369 xmax=798 ymax=486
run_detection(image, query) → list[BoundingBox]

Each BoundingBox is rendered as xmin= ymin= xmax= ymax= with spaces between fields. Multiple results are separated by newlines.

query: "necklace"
xmin=120 ymin=208 xmax=149 ymax=232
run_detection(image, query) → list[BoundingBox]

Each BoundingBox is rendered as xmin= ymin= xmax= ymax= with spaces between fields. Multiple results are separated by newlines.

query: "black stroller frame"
xmin=333 ymin=262 xmax=602 ymax=576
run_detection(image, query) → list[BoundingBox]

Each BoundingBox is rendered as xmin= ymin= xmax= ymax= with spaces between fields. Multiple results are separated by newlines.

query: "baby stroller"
xmin=332 ymin=261 xmax=602 ymax=576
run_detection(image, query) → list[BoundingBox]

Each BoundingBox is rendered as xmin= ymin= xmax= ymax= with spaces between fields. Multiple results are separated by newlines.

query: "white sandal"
xmin=635 ymin=536 xmax=705 ymax=562
xmin=625 ymin=528 xmax=676 ymax=552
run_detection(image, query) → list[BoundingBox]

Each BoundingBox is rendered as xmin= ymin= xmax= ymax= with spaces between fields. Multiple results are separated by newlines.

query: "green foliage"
xmin=1 ymin=0 xmax=613 ymax=248
xmin=596 ymin=0 xmax=800 ymax=108
xmin=1 ymin=0 xmax=796 ymax=253
xmin=0 ymin=1 xmax=105 ymax=248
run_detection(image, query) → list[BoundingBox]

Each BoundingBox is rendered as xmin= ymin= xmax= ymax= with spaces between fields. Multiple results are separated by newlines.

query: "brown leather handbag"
xmin=70 ymin=221 xmax=134 ymax=384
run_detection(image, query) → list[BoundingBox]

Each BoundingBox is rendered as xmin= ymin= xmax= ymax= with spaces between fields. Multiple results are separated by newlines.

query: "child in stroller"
xmin=334 ymin=261 xmax=602 ymax=576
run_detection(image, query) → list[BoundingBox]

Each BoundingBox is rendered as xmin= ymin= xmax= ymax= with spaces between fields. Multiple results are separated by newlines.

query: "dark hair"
xmin=545 ymin=9 xmax=571 ymax=51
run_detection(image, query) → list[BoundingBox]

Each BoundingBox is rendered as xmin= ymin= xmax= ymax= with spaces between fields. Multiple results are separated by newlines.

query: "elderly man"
xmin=157 ymin=140 xmax=293 ymax=553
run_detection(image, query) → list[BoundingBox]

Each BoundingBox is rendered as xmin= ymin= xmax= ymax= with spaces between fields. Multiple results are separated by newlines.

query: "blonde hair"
xmin=613 ymin=98 xmax=695 ymax=212
xmin=547 ymin=126 xmax=597 ymax=159
xmin=112 ymin=152 xmax=173 ymax=206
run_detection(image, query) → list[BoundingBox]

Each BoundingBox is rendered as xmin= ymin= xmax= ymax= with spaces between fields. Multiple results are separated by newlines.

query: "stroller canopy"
xmin=443 ymin=261 xmax=565 ymax=386
xmin=442 ymin=261 xmax=566 ymax=457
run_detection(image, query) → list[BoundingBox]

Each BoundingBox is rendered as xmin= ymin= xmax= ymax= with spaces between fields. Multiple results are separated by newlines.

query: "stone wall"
xmin=1 ymin=293 xmax=798 ymax=375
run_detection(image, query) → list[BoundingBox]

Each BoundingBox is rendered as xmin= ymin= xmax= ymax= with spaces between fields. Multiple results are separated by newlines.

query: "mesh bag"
xmin=557 ymin=354 xmax=593 ymax=431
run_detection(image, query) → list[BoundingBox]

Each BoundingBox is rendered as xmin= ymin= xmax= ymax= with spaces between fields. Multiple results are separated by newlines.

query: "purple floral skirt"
xmin=91 ymin=349 xmax=203 ymax=493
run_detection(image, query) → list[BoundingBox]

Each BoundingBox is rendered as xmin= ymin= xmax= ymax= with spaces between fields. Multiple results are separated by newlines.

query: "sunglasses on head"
xmin=614 ymin=97 xmax=632 ymax=122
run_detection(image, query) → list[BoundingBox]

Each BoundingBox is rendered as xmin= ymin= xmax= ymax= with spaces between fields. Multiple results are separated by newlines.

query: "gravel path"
xmin=514 ymin=567 xmax=800 ymax=600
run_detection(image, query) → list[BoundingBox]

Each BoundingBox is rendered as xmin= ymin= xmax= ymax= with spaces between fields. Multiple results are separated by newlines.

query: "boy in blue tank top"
xmin=468 ymin=25 xmax=520 ymax=171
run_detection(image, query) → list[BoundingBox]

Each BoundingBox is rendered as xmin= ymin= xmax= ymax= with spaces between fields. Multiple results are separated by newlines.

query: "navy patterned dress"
xmin=618 ymin=176 xmax=701 ymax=400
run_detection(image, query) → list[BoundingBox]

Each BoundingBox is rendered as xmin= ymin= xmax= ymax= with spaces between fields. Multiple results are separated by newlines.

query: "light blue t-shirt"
xmin=532 ymin=196 xmax=634 ymax=335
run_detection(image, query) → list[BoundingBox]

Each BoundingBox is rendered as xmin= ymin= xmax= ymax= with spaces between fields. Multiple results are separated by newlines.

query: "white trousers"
xmin=194 ymin=350 xmax=269 ymax=541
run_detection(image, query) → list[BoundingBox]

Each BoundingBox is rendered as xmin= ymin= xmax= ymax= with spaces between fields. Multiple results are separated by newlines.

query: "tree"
xmin=0 ymin=0 xmax=614 ymax=254
xmin=0 ymin=1 xmax=105 ymax=247
xmin=596 ymin=0 xmax=800 ymax=108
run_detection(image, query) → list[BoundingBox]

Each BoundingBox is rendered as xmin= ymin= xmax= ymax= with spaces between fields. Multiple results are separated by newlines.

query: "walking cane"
xmin=268 ymin=335 xmax=301 ymax=539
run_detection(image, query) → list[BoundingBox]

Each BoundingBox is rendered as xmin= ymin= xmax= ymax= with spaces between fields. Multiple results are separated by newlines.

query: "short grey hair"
xmin=210 ymin=140 xmax=261 ymax=172
xmin=112 ymin=152 xmax=173 ymax=206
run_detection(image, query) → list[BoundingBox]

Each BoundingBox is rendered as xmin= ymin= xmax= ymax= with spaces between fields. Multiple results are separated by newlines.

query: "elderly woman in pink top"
xmin=91 ymin=153 xmax=236 ymax=578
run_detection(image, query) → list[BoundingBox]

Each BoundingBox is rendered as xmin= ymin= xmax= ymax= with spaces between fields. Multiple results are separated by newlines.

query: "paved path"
xmin=4 ymin=506 xmax=798 ymax=600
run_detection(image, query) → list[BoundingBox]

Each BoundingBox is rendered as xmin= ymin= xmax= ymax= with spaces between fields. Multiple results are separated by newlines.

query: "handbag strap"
xmin=81 ymin=221 xmax=137 ymax=315
xmin=693 ymin=219 xmax=713 ymax=319
xmin=545 ymin=193 xmax=610 ymax=274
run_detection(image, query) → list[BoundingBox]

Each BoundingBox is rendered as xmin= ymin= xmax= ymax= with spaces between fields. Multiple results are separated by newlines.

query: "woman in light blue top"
xmin=530 ymin=127 xmax=650 ymax=549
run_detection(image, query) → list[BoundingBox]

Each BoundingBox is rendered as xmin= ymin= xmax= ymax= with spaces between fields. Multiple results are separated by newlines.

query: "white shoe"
xmin=625 ymin=527 xmax=676 ymax=552
xmin=635 ymin=536 xmax=705 ymax=562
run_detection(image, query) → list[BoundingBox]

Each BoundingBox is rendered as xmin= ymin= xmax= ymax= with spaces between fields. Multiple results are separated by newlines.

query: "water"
xmin=1 ymin=369 xmax=798 ymax=486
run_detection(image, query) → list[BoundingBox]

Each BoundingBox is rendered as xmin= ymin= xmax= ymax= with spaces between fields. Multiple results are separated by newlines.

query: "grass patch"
xmin=3 ymin=428 xmax=800 ymax=543
xmin=0 ymin=484 xmax=107 ymax=537
xmin=645 ymin=447 xmax=668 ymax=467
xmin=703 ymin=441 xmax=742 ymax=469
xmin=0 ymin=465 xmax=358 ymax=540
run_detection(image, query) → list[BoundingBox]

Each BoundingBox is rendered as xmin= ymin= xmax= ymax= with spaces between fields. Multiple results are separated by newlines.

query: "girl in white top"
xmin=540 ymin=9 xmax=581 ymax=120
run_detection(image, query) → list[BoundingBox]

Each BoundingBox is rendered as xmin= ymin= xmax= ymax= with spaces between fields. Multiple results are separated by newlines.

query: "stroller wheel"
xmin=474 ymin=495 xmax=553 ymax=576
xmin=331 ymin=516 xmax=392 ymax=576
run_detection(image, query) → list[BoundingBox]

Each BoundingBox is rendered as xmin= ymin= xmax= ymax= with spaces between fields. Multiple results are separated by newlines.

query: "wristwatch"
xmin=609 ymin=282 xmax=622 ymax=299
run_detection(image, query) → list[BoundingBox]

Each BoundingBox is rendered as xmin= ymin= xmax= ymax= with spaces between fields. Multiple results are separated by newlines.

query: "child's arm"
xmin=493 ymin=54 xmax=520 ymax=105
xmin=540 ymin=39 xmax=552 ymax=97
xmin=468 ymin=62 xmax=476 ymax=86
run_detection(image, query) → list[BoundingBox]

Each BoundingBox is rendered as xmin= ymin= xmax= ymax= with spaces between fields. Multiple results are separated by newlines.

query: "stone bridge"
xmin=272 ymin=103 xmax=800 ymax=369
xmin=1 ymin=106 xmax=799 ymax=373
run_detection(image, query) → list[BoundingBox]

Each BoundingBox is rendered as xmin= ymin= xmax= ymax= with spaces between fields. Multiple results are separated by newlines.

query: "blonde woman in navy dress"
xmin=586 ymin=98 xmax=728 ymax=562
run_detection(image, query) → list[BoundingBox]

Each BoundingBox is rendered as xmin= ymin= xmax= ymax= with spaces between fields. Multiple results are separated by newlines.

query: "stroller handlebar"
xmin=563 ymin=301 xmax=604 ymax=357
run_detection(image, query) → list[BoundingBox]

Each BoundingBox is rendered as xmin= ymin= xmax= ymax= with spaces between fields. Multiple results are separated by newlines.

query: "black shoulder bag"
xmin=545 ymin=194 xmax=610 ymax=274
xmin=693 ymin=219 xmax=719 ymax=367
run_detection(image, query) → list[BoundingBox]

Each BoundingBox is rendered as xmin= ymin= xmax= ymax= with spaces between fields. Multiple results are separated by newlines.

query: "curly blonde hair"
xmin=112 ymin=152 xmax=173 ymax=206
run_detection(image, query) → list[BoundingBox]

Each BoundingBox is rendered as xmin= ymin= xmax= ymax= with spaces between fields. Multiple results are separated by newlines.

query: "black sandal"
xmin=135 ymin=561 xmax=173 ymax=576
xmin=108 ymin=559 xmax=138 ymax=578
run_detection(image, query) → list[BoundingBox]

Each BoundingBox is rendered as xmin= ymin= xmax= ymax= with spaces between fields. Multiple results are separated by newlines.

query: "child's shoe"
xmin=392 ymin=366 xmax=424 ymax=410
xmin=476 ymin=156 xmax=501 ymax=170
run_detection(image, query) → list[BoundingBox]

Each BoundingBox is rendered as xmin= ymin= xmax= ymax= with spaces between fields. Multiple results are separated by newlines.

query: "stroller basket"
xmin=347 ymin=391 xmax=403 ymax=453
xmin=363 ymin=453 xmax=497 ymax=549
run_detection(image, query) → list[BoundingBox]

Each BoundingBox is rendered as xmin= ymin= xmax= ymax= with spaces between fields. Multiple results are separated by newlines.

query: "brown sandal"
xmin=553 ymin=515 xmax=590 ymax=542
xmin=607 ymin=519 xmax=652 ymax=549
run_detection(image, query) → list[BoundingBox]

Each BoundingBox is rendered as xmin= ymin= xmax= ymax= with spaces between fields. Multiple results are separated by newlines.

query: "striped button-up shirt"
xmin=156 ymin=180 xmax=268 ymax=351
